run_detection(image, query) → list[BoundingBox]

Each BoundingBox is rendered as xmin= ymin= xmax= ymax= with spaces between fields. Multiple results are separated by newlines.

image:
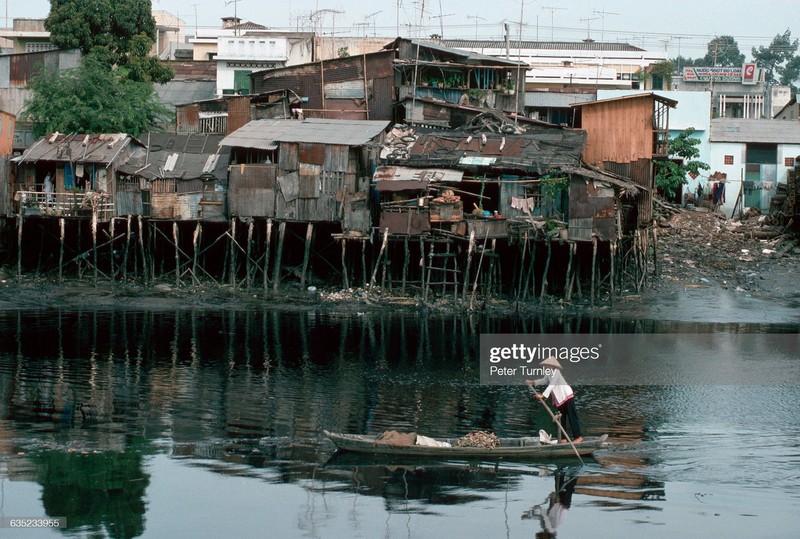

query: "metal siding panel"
xmin=227 ymin=96 xmax=251 ymax=135
xmin=370 ymin=77 xmax=393 ymax=120
xmin=299 ymin=143 xmax=325 ymax=165
xmin=280 ymin=143 xmax=299 ymax=170
xmin=0 ymin=57 xmax=10 ymax=88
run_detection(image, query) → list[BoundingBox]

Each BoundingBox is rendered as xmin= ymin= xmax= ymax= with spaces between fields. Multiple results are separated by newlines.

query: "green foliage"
xmin=540 ymin=172 xmax=569 ymax=202
xmin=703 ymin=36 xmax=745 ymax=67
xmin=337 ymin=46 xmax=350 ymax=58
xmin=21 ymin=56 xmax=171 ymax=137
xmin=46 ymin=0 xmax=172 ymax=84
xmin=654 ymin=128 xmax=710 ymax=197
xmin=752 ymin=30 xmax=800 ymax=89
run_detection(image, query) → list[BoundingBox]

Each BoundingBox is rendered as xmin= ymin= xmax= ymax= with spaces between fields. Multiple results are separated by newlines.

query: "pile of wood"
xmin=455 ymin=430 xmax=500 ymax=448
xmin=432 ymin=189 xmax=461 ymax=204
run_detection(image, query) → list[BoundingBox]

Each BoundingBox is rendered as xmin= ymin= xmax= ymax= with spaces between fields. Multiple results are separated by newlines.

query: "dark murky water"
xmin=0 ymin=308 xmax=799 ymax=538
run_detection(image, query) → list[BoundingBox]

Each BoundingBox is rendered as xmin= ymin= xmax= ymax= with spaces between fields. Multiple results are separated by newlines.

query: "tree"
xmin=703 ymin=36 xmax=745 ymax=67
xmin=654 ymin=128 xmax=709 ymax=198
xmin=45 ymin=0 xmax=172 ymax=83
xmin=21 ymin=56 xmax=171 ymax=137
xmin=752 ymin=29 xmax=800 ymax=87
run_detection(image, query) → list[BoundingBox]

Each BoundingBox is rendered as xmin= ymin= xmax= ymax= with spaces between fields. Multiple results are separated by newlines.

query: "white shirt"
xmin=534 ymin=369 xmax=574 ymax=407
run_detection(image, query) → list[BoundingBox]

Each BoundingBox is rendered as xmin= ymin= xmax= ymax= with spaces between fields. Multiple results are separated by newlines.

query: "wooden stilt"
xmin=402 ymin=235 xmax=409 ymax=295
xmin=300 ymin=222 xmax=313 ymax=288
xmin=264 ymin=218 xmax=272 ymax=291
xmin=462 ymin=229 xmax=476 ymax=301
xmin=564 ymin=241 xmax=574 ymax=302
xmin=109 ymin=218 xmax=116 ymax=280
xmin=229 ymin=218 xmax=237 ymax=287
xmin=59 ymin=218 xmax=65 ymax=284
xmin=361 ymin=239 xmax=367 ymax=288
xmin=340 ymin=238 xmax=349 ymax=289
xmin=515 ymin=231 xmax=528 ymax=302
xmin=524 ymin=240 xmax=537 ymax=301
xmin=92 ymin=210 xmax=98 ymax=286
xmin=540 ymin=237 xmax=551 ymax=300
xmin=575 ymin=256 xmax=583 ymax=299
xmin=246 ymin=220 xmax=254 ymax=288
xmin=651 ymin=223 xmax=659 ymax=277
xmin=610 ymin=241 xmax=616 ymax=300
xmin=193 ymin=221 xmax=201 ymax=286
xmin=173 ymin=222 xmax=180 ymax=288
xmin=138 ymin=216 xmax=146 ymax=283
xmin=272 ymin=221 xmax=286 ymax=292
xmin=123 ymin=215 xmax=131 ymax=283
xmin=368 ymin=228 xmax=389 ymax=297
xmin=423 ymin=240 xmax=433 ymax=302
xmin=590 ymin=235 xmax=598 ymax=306
xmin=16 ymin=213 xmax=22 ymax=280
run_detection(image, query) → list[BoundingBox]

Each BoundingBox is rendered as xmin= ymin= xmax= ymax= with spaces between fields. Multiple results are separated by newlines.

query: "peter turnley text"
xmin=488 ymin=344 xmax=602 ymax=363
xmin=489 ymin=366 xmax=556 ymax=377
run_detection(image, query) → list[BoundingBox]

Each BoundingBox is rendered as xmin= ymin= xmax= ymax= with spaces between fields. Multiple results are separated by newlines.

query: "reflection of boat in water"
xmin=324 ymin=431 xmax=609 ymax=460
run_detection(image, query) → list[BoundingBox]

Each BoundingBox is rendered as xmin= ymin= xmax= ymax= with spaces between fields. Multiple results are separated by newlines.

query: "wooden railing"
xmin=18 ymin=191 xmax=115 ymax=219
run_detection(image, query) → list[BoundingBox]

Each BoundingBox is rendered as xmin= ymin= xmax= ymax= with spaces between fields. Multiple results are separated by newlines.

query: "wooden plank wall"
xmin=580 ymin=99 xmax=654 ymax=166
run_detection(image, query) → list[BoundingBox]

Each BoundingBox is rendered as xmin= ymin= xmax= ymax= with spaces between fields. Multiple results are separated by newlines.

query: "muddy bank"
xmin=1 ymin=207 xmax=798 ymax=325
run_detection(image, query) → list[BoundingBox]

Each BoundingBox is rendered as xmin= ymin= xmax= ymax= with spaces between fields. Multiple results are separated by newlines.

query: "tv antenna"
xmin=542 ymin=6 xmax=565 ymax=41
xmin=592 ymin=9 xmax=618 ymax=42
xmin=467 ymin=15 xmax=486 ymax=40
xmin=224 ymin=0 xmax=243 ymax=35
xmin=430 ymin=3 xmax=454 ymax=40
xmin=365 ymin=10 xmax=382 ymax=37
xmin=580 ymin=16 xmax=598 ymax=41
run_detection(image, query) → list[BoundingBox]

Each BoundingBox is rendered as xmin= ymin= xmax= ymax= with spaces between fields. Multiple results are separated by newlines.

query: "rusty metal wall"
xmin=603 ymin=159 xmax=653 ymax=227
xmin=176 ymin=105 xmax=200 ymax=134
xmin=229 ymin=164 xmax=277 ymax=217
xmin=227 ymin=96 xmax=251 ymax=135
xmin=370 ymin=77 xmax=393 ymax=120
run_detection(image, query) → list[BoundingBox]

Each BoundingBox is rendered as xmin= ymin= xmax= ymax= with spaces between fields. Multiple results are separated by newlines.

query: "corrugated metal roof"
xmin=220 ymin=118 xmax=390 ymax=149
xmin=710 ymin=118 xmax=800 ymax=144
xmin=119 ymin=133 xmax=230 ymax=180
xmin=408 ymin=39 xmax=523 ymax=67
xmin=571 ymin=92 xmax=678 ymax=109
xmin=440 ymin=40 xmax=646 ymax=52
xmin=525 ymin=92 xmax=596 ymax=108
xmin=13 ymin=133 xmax=139 ymax=165
xmin=156 ymin=80 xmax=217 ymax=107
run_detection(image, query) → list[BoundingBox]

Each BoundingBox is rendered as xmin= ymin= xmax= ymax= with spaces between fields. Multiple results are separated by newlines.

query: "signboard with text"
xmin=682 ymin=65 xmax=762 ymax=83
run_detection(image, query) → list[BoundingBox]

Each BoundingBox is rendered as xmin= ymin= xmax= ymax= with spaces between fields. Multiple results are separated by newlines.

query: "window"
xmin=25 ymin=42 xmax=58 ymax=53
xmin=784 ymin=157 xmax=794 ymax=167
xmin=724 ymin=155 xmax=734 ymax=165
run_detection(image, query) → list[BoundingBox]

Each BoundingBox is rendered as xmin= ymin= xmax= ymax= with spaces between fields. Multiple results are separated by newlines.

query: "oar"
xmin=528 ymin=385 xmax=584 ymax=466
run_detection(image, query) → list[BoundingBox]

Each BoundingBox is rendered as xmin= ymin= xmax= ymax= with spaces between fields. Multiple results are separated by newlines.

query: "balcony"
xmin=18 ymin=191 xmax=114 ymax=219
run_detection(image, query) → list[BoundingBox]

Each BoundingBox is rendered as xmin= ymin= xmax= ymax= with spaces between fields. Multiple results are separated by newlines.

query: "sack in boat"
xmin=416 ymin=434 xmax=452 ymax=448
xmin=455 ymin=430 xmax=500 ymax=449
xmin=539 ymin=429 xmax=558 ymax=445
xmin=374 ymin=431 xmax=417 ymax=446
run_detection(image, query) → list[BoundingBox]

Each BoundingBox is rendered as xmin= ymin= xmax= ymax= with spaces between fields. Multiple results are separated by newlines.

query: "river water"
xmin=0 ymin=306 xmax=799 ymax=539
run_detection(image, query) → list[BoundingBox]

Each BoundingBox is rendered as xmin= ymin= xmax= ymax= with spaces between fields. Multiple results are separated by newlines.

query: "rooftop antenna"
xmin=467 ymin=15 xmax=486 ymax=40
xmin=395 ymin=0 xmax=402 ymax=37
xmin=224 ymin=0 xmax=243 ymax=36
xmin=430 ymin=0 xmax=454 ymax=39
xmin=365 ymin=10 xmax=382 ymax=37
xmin=354 ymin=21 xmax=370 ymax=37
xmin=580 ymin=16 xmax=598 ymax=41
xmin=592 ymin=9 xmax=619 ymax=42
xmin=542 ymin=6 xmax=565 ymax=41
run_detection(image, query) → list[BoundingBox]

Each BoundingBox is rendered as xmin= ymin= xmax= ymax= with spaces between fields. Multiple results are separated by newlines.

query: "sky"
xmin=7 ymin=0 xmax=800 ymax=60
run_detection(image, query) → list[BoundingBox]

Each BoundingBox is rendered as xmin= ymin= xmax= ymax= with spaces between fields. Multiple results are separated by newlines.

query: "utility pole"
xmin=467 ymin=15 xmax=486 ymax=40
xmin=541 ymin=6 xmax=565 ymax=41
xmin=430 ymin=11 xmax=454 ymax=39
xmin=224 ymin=0 xmax=243 ymax=36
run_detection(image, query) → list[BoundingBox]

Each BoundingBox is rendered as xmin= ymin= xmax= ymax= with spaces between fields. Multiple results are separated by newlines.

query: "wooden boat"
xmin=324 ymin=430 xmax=608 ymax=460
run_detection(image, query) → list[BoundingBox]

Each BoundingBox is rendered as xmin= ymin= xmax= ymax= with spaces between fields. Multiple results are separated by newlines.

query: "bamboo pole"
xmin=401 ymin=235 xmax=409 ymax=295
xmin=361 ymin=239 xmax=367 ymax=287
xmin=515 ymin=230 xmax=528 ymax=302
xmin=610 ymin=240 xmax=616 ymax=300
